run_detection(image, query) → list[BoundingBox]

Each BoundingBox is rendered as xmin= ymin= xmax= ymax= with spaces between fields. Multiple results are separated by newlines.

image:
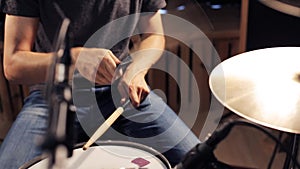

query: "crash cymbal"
xmin=259 ymin=0 xmax=300 ymax=17
xmin=209 ymin=47 xmax=300 ymax=134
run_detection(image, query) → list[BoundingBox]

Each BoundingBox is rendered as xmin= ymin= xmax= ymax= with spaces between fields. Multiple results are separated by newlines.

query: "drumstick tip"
xmin=82 ymin=142 xmax=91 ymax=150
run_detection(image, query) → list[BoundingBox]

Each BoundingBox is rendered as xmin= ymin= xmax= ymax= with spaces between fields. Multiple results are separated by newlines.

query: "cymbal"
xmin=209 ymin=47 xmax=300 ymax=134
xmin=259 ymin=0 xmax=300 ymax=17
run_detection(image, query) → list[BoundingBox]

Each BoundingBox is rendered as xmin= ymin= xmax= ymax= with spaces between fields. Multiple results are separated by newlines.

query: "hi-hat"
xmin=209 ymin=47 xmax=300 ymax=134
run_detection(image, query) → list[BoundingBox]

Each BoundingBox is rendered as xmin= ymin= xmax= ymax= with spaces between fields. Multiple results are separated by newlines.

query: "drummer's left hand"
xmin=117 ymin=67 xmax=150 ymax=108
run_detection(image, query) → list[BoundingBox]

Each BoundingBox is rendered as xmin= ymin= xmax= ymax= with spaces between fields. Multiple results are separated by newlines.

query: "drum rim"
xmin=19 ymin=140 xmax=171 ymax=169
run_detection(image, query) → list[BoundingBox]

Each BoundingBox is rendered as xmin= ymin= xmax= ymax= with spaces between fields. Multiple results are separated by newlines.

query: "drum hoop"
xmin=20 ymin=140 xmax=171 ymax=169
xmin=76 ymin=140 xmax=171 ymax=168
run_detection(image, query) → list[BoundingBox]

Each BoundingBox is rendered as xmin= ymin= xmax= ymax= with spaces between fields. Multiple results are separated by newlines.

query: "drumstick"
xmin=82 ymin=100 xmax=130 ymax=150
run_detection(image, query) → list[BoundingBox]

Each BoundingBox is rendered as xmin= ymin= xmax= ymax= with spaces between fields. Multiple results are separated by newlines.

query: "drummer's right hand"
xmin=71 ymin=47 xmax=121 ymax=85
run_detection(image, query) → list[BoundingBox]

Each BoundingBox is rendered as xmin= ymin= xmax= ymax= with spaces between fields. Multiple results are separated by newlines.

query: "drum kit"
xmin=20 ymin=1 xmax=300 ymax=169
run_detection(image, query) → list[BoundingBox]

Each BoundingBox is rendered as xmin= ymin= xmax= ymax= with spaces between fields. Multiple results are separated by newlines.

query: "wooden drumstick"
xmin=82 ymin=100 xmax=130 ymax=150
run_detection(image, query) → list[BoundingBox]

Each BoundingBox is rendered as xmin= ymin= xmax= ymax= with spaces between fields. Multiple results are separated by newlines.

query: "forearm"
xmin=117 ymin=34 xmax=165 ymax=106
xmin=3 ymin=51 xmax=54 ymax=85
xmin=4 ymin=47 xmax=90 ymax=85
xmin=129 ymin=34 xmax=165 ymax=77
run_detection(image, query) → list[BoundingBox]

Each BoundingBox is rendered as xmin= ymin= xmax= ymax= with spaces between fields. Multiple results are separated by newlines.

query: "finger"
xmin=102 ymin=56 xmax=117 ymax=79
xmin=107 ymin=50 xmax=121 ymax=65
xmin=97 ymin=55 xmax=117 ymax=84
xmin=103 ymin=63 xmax=115 ymax=81
xmin=129 ymin=86 xmax=140 ymax=107
xmin=139 ymin=87 xmax=150 ymax=103
xmin=141 ymin=89 xmax=149 ymax=103
xmin=95 ymin=73 xmax=111 ymax=85
xmin=138 ymin=88 xmax=143 ymax=102
xmin=95 ymin=62 xmax=114 ymax=84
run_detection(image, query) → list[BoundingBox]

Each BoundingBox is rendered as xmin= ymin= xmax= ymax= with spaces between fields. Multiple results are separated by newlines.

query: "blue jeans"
xmin=0 ymin=88 xmax=200 ymax=168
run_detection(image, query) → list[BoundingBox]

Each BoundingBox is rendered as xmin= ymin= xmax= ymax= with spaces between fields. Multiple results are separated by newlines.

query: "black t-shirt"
xmin=1 ymin=0 xmax=166 ymax=59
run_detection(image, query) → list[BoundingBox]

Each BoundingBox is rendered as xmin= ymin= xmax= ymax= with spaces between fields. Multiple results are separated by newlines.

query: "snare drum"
xmin=20 ymin=140 xmax=171 ymax=169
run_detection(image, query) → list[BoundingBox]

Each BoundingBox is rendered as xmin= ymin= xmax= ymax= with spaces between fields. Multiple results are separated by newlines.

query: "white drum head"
xmin=21 ymin=141 xmax=171 ymax=169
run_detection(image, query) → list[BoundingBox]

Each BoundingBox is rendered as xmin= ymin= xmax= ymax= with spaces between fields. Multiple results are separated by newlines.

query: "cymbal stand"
xmin=283 ymin=134 xmax=299 ymax=169
xmin=267 ymin=131 xmax=283 ymax=169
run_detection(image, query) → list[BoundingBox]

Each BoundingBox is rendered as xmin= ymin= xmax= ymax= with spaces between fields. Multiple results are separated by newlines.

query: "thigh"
xmin=74 ymin=86 xmax=125 ymax=142
xmin=114 ymin=92 xmax=200 ymax=167
xmin=0 ymin=91 xmax=48 ymax=169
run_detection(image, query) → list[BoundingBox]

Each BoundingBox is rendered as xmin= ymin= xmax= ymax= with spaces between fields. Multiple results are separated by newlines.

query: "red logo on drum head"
xmin=131 ymin=157 xmax=150 ymax=167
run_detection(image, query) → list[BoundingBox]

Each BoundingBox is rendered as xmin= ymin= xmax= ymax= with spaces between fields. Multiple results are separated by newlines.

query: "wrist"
xmin=70 ymin=47 xmax=82 ymax=64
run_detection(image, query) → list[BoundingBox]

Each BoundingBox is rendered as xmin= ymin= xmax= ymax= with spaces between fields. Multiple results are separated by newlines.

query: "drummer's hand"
xmin=72 ymin=47 xmax=121 ymax=85
xmin=118 ymin=67 xmax=150 ymax=107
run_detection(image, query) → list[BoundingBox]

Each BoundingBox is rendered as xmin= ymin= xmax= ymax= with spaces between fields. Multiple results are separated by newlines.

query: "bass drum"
xmin=20 ymin=140 xmax=171 ymax=169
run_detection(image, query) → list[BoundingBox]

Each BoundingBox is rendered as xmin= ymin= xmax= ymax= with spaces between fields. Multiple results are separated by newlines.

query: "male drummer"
xmin=0 ymin=0 xmax=200 ymax=168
